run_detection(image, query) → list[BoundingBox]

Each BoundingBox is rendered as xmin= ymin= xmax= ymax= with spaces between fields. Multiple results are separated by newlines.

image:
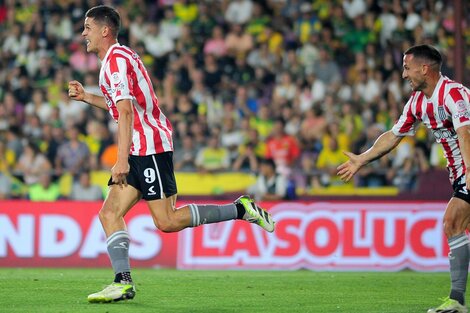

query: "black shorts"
xmin=452 ymin=175 xmax=470 ymax=204
xmin=108 ymin=152 xmax=177 ymax=200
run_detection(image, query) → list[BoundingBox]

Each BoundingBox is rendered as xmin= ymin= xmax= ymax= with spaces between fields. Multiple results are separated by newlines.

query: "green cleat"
xmin=235 ymin=195 xmax=275 ymax=233
xmin=427 ymin=297 xmax=468 ymax=313
xmin=88 ymin=282 xmax=135 ymax=303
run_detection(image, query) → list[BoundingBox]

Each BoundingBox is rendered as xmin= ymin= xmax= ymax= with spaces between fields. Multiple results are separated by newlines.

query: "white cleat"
xmin=88 ymin=282 xmax=136 ymax=303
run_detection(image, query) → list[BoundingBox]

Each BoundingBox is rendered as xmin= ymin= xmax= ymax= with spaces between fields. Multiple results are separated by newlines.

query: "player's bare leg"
xmin=428 ymin=197 xmax=470 ymax=313
xmin=88 ymin=185 xmax=140 ymax=303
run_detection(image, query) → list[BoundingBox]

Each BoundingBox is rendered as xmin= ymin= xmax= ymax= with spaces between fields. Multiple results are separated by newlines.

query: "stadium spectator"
xmin=14 ymin=140 xmax=52 ymax=186
xmin=203 ymin=25 xmax=227 ymax=57
xmin=0 ymin=171 xmax=11 ymax=199
xmin=70 ymin=170 xmax=103 ymax=201
xmin=45 ymin=8 xmax=73 ymax=43
xmin=312 ymin=46 xmax=341 ymax=89
xmin=224 ymin=0 xmax=253 ymax=25
xmin=173 ymin=134 xmax=198 ymax=172
xmin=69 ymin=42 xmax=100 ymax=74
xmin=225 ymin=24 xmax=253 ymax=57
xmin=248 ymin=158 xmax=287 ymax=201
xmin=142 ymin=22 xmax=174 ymax=58
xmin=195 ymin=130 xmax=230 ymax=173
xmin=265 ymin=118 xmax=301 ymax=176
xmin=25 ymin=89 xmax=53 ymax=124
xmin=160 ymin=7 xmax=183 ymax=41
xmin=173 ymin=0 xmax=198 ymax=24
xmin=55 ymin=125 xmax=90 ymax=178
xmin=316 ymin=137 xmax=349 ymax=187
xmin=342 ymin=0 xmax=367 ymax=20
xmin=27 ymin=172 xmax=60 ymax=202
xmin=220 ymin=116 xmax=244 ymax=159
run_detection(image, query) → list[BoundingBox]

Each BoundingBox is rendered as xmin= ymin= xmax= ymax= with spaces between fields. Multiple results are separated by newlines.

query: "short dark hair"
xmin=260 ymin=158 xmax=276 ymax=169
xmin=404 ymin=44 xmax=442 ymax=69
xmin=85 ymin=5 xmax=121 ymax=38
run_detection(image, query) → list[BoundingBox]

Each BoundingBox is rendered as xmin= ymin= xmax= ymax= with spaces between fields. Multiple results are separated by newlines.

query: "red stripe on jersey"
xmin=399 ymin=93 xmax=423 ymax=133
xmin=426 ymin=100 xmax=437 ymax=128
xmin=449 ymin=86 xmax=464 ymax=102
xmin=438 ymin=79 xmax=446 ymax=105
xmin=414 ymin=92 xmax=423 ymax=121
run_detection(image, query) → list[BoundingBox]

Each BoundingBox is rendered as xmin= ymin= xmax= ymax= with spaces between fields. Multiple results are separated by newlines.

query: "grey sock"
xmin=107 ymin=230 xmax=131 ymax=274
xmin=448 ymin=234 xmax=470 ymax=305
xmin=189 ymin=203 xmax=237 ymax=227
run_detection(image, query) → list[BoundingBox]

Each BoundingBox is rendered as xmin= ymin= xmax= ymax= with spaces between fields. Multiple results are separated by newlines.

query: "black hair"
xmin=404 ymin=44 xmax=442 ymax=69
xmin=260 ymin=158 xmax=276 ymax=169
xmin=85 ymin=5 xmax=121 ymax=38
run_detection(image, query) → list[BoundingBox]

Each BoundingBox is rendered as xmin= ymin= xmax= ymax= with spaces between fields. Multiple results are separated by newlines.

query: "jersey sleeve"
xmin=391 ymin=95 xmax=418 ymax=137
xmin=107 ymin=55 xmax=133 ymax=104
xmin=445 ymin=86 xmax=470 ymax=130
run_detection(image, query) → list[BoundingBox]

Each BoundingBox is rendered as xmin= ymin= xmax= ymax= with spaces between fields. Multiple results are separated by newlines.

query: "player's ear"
xmin=101 ymin=25 xmax=109 ymax=37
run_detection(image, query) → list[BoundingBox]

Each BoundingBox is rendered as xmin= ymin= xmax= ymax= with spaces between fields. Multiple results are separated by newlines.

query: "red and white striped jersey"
xmin=99 ymin=43 xmax=173 ymax=156
xmin=392 ymin=75 xmax=470 ymax=183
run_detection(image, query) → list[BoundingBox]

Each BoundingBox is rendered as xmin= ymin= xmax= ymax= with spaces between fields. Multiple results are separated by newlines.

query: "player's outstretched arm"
xmin=68 ymin=80 xmax=108 ymax=110
xmin=337 ymin=130 xmax=403 ymax=182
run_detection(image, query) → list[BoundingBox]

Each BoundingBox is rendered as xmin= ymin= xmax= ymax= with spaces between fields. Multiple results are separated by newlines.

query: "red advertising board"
xmin=0 ymin=201 xmax=178 ymax=268
xmin=0 ymin=200 xmax=450 ymax=271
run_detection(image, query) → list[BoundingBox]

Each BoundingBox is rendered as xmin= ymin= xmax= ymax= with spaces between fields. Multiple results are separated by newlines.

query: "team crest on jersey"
xmin=437 ymin=106 xmax=447 ymax=121
xmin=111 ymin=72 xmax=121 ymax=84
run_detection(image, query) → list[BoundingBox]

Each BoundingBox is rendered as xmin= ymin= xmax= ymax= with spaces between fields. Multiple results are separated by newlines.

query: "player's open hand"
xmin=337 ymin=151 xmax=363 ymax=182
xmin=111 ymin=161 xmax=130 ymax=188
xmin=68 ymin=80 xmax=86 ymax=101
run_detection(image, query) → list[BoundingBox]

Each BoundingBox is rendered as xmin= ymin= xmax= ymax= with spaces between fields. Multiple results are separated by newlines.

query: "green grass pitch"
xmin=0 ymin=268 xmax=458 ymax=313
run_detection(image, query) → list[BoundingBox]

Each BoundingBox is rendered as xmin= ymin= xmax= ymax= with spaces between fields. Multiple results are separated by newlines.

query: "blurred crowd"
xmin=0 ymin=0 xmax=468 ymax=201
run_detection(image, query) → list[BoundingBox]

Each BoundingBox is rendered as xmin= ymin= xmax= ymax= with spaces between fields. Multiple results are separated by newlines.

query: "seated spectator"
xmin=100 ymin=131 xmax=118 ymax=170
xmin=0 ymin=173 xmax=12 ymax=199
xmin=14 ymin=140 xmax=52 ymax=185
xmin=70 ymin=170 xmax=103 ymax=201
xmin=316 ymin=137 xmax=349 ymax=187
xmin=0 ymin=140 xmax=15 ymax=174
xmin=225 ymin=0 xmax=253 ymax=25
xmin=248 ymin=158 xmax=288 ymax=201
xmin=28 ymin=172 xmax=60 ymax=202
xmin=225 ymin=24 xmax=253 ymax=57
xmin=195 ymin=131 xmax=230 ymax=173
xmin=266 ymin=118 xmax=301 ymax=176
xmin=55 ymin=125 xmax=90 ymax=179
xmin=233 ymin=128 xmax=265 ymax=172
xmin=203 ymin=25 xmax=227 ymax=57
xmin=174 ymin=135 xmax=198 ymax=171
xmin=220 ymin=116 xmax=244 ymax=160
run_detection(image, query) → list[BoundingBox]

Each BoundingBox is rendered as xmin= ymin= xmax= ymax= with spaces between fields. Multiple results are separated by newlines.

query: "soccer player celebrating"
xmin=68 ymin=5 xmax=274 ymax=303
xmin=337 ymin=44 xmax=470 ymax=313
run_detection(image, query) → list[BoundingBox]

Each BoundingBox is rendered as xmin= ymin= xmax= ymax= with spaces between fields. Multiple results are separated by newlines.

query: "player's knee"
xmin=443 ymin=216 xmax=463 ymax=238
xmin=98 ymin=206 xmax=118 ymax=225
xmin=153 ymin=217 xmax=180 ymax=233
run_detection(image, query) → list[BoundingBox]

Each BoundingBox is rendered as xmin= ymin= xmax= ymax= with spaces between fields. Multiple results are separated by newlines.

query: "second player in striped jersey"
xmin=337 ymin=44 xmax=470 ymax=313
